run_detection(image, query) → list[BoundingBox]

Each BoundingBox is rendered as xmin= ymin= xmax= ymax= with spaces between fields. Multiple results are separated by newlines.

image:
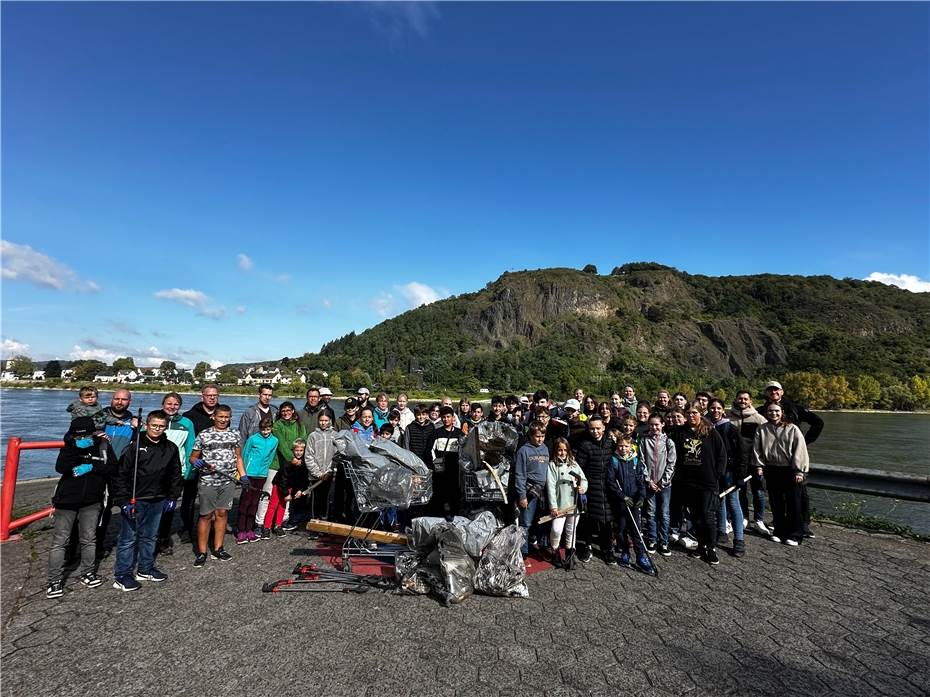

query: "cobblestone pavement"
xmin=2 ymin=495 xmax=928 ymax=697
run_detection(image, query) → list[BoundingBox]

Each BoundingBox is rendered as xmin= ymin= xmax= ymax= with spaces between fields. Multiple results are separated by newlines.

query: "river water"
xmin=2 ymin=388 xmax=928 ymax=532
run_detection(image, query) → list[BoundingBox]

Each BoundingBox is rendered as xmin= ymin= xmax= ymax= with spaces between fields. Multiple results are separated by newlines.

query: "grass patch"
xmin=813 ymin=497 xmax=927 ymax=541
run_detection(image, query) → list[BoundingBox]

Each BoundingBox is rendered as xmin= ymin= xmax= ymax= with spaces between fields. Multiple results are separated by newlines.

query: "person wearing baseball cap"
xmin=337 ymin=397 xmax=360 ymax=431
xmin=355 ymin=387 xmax=371 ymax=413
xmin=318 ymin=387 xmax=333 ymax=407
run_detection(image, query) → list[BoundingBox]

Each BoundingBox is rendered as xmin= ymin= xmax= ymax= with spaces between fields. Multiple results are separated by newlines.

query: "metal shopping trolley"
xmin=459 ymin=421 xmax=518 ymax=512
xmin=338 ymin=445 xmax=432 ymax=571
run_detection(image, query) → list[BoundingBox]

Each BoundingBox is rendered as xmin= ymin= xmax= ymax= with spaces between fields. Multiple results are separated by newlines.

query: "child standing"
xmin=607 ymin=437 xmax=655 ymax=574
xmin=262 ymin=439 xmax=307 ymax=538
xmin=639 ymin=415 xmax=677 ymax=557
xmin=189 ymin=405 xmax=244 ymax=567
xmin=514 ymin=420 xmax=551 ymax=557
xmin=545 ymin=438 xmax=587 ymax=568
xmin=236 ymin=416 xmax=278 ymax=544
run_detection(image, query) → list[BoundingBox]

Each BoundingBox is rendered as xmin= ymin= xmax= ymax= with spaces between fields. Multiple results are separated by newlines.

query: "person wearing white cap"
xmin=356 ymin=387 xmax=372 ymax=413
xmin=318 ymin=387 xmax=334 ymax=408
xmin=561 ymin=399 xmax=588 ymax=449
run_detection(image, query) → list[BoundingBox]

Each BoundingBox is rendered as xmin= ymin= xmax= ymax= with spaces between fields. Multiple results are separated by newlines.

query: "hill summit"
xmin=299 ymin=262 xmax=929 ymax=395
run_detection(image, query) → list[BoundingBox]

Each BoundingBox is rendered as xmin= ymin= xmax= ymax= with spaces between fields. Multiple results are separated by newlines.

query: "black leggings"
xmin=684 ymin=486 xmax=718 ymax=551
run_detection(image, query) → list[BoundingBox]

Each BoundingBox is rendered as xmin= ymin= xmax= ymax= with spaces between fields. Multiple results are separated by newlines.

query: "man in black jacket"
xmin=47 ymin=417 xmax=118 ymax=598
xmin=764 ymin=381 xmax=824 ymax=537
xmin=111 ymin=410 xmax=183 ymax=591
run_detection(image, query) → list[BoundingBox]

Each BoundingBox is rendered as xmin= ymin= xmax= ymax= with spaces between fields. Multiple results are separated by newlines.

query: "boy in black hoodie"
xmin=46 ymin=417 xmax=118 ymax=598
xmin=111 ymin=410 xmax=183 ymax=591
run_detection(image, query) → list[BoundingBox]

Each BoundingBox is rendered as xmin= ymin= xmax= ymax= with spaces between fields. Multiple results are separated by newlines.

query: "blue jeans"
xmin=718 ymin=472 xmax=745 ymax=541
xmin=518 ymin=494 xmax=542 ymax=555
xmin=643 ymin=486 xmax=672 ymax=546
xmin=114 ymin=499 xmax=164 ymax=579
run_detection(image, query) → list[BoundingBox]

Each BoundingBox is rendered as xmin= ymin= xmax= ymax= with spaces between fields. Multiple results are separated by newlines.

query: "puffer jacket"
xmin=52 ymin=438 xmax=118 ymax=509
xmin=305 ymin=426 xmax=337 ymax=479
xmin=575 ymin=434 xmax=614 ymax=524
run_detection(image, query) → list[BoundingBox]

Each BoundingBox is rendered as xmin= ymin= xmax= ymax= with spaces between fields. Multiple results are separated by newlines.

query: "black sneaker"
xmin=272 ymin=527 xmax=286 ymax=538
xmin=579 ymin=547 xmax=593 ymax=563
xmin=259 ymin=527 xmax=271 ymax=541
xmin=657 ymin=544 xmax=671 ymax=557
xmin=193 ymin=552 xmax=208 ymax=568
xmin=717 ymin=533 xmax=730 ymax=547
xmin=732 ymin=539 xmax=746 ymax=558
xmin=688 ymin=546 xmax=705 ymax=559
xmin=80 ymin=572 xmax=102 ymax=588
xmin=135 ymin=568 xmax=168 ymax=583
xmin=645 ymin=541 xmax=657 ymax=554
xmin=281 ymin=520 xmax=298 ymax=532
xmin=803 ymin=528 xmax=816 ymax=539
xmin=211 ymin=548 xmax=232 ymax=562
xmin=46 ymin=581 xmax=64 ymax=598
xmin=704 ymin=548 xmax=720 ymax=565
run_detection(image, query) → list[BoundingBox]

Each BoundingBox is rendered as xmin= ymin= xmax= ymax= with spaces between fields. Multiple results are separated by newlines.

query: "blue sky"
xmin=2 ymin=2 xmax=928 ymax=367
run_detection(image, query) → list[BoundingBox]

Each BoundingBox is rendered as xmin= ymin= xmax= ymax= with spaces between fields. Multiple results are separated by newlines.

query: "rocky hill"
xmin=306 ymin=263 xmax=930 ymax=394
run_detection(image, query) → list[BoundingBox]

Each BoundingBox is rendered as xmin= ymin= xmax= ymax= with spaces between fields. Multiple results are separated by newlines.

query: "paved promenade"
xmin=1 ymin=482 xmax=928 ymax=697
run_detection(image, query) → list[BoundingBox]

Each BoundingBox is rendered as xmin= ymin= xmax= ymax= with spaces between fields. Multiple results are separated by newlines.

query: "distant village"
xmin=0 ymin=359 xmax=324 ymax=388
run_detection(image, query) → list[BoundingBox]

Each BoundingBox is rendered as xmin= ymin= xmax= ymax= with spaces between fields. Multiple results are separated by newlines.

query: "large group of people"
xmin=45 ymin=379 xmax=823 ymax=597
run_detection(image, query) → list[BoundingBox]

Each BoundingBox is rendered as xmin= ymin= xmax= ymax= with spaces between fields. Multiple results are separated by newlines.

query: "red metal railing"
xmin=1 ymin=437 xmax=63 ymax=541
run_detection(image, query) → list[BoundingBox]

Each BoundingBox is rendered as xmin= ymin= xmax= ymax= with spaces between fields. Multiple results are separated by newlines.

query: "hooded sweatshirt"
xmin=638 ymin=432 xmax=677 ymax=489
xmin=752 ymin=422 xmax=810 ymax=473
xmin=514 ymin=442 xmax=550 ymax=499
xmin=728 ymin=406 xmax=767 ymax=469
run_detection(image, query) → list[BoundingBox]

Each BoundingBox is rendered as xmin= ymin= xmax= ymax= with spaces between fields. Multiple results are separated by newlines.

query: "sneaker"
xmin=135 ymin=568 xmax=168 ymax=582
xmin=680 ymin=535 xmax=699 ymax=551
xmin=669 ymin=532 xmax=681 ymax=543
xmin=80 ymin=572 xmax=102 ymax=588
xmin=770 ymin=535 xmax=782 ymax=544
xmin=272 ymin=527 xmax=287 ymax=538
xmin=46 ymin=581 xmax=64 ymax=598
xmin=688 ymin=546 xmax=705 ymax=559
xmin=246 ymin=530 xmax=258 ymax=542
xmin=803 ymin=528 xmax=815 ymax=539
xmin=281 ymin=520 xmax=298 ymax=532
xmin=259 ymin=528 xmax=271 ymax=541
xmin=785 ymin=538 xmax=799 ymax=547
xmin=235 ymin=532 xmax=249 ymax=545
xmin=157 ymin=539 xmax=174 ymax=556
xmin=606 ymin=553 xmax=619 ymax=566
xmin=725 ymin=520 xmax=733 ymax=535
xmin=211 ymin=548 xmax=233 ymax=561
xmin=742 ymin=518 xmax=749 ymax=529
xmin=193 ymin=552 xmax=208 ymax=568
xmin=754 ymin=520 xmax=771 ymax=536
xmin=732 ymin=539 xmax=746 ymax=558
xmin=579 ymin=547 xmax=593 ymax=563
xmin=657 ymin=544 xmax=671 ymax=557
xmin=645 ymin=541 xmax=657 ymax=554
xmin=704 ymin=548 xmax=720 ymax=565
xmin=112 ymin=576 xmax=141 ymax=592
xmin=717 ymin=532 xmax=730 ymax=547
xmin=618 ymin=551 xmax=631 ymax=568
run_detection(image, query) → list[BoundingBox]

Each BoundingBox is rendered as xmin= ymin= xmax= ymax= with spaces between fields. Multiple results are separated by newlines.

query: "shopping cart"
xmin=461 ymin=462 xmax=509 ymax=503
xmin=340 ymin=455 xmax=432 ymax=571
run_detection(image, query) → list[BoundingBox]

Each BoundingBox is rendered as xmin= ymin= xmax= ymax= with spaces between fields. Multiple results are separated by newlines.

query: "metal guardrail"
xmin=808 ymin=462 xmax=930 ymax=503
xmin=1 ymin=437 xmax=61 ymax=541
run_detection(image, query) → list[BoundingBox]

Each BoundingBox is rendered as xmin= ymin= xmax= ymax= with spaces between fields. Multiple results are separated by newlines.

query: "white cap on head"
xmin=765 ymin=381 xmax=783 ymax=391
xmin=563 ymin=399 xmax=581 ymax=411
xmin=318 ymin=387 xmax=332 ymax=396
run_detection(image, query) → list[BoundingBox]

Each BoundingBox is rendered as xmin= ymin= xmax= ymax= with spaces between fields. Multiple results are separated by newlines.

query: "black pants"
xmin=580 ymin=517 xmax=613 ymax=557
xmin=614 ymin=503 xmax=646 ymax=555
xmin=767 ymin=468 xmax=803 ymax=542
xmin=431 ymin=461 xmax=461 ymax=518
xmin=684 ymin=486 xmax=718 ymax=551
xmin=178 ymin=478 xmax=199 ymax=533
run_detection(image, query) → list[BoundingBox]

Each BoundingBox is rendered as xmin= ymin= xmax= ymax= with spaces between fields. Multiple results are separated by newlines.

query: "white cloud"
xmin=397 ymin=281 xmax=447 ymax=309
xmin=153 ymin=288 xmax=226 ymax=319
xmin=370 ymin=292 xmax=396 ymax=318
xmin=236 ymin=305 xmax=247 ymax=315
xmin=864 ymin=272 xmax=930 ymax=293
xmin=237 ymin=253 xmax=254 ymax=271
xmin=321 ymin=297 xmax=333 ymax=310
xmin=367 ymin=2 xmax=440 ymax=41
xmin=1 ymin=338 xmax=31 ymax=357
xmin=69 ymin=345 xmax=121 ymax=364
xmin=0 ymin=241 xmax=100 ymax=292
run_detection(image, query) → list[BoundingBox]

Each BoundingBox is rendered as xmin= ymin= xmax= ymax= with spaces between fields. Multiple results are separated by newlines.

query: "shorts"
xmin=198 ymin=481 xmax=235 ymax=515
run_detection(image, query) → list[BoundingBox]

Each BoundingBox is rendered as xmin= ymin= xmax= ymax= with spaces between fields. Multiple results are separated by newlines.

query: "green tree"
xmin=193 ymin=361 xmax=210 ymax=380
xmin=878 ymin=383 xmax=916 ymax=411
xmin=11 ymin=355 xmax=35 ymax=378
xmin=907 ymin=375 xmax=930 ymax=409
xmin=824 ymin=375 xmax=855 ymax=409
xmin=112 ymin=357 xmax=136 ymax=371
xmin=217 ymin=367 xmax=239 ymax=385
xmin=582 ymin=264 xmax=598 ymax=274
xmin=783 ymin=371 xmax=828 ymax=409
xmin=44 ymin=360 xmax=63 ymax=378
xmin=159 ymin=360 xmax=177 ymax=373
xmin=305 ymin=370 xmax=328 ymax=387
xmin=72 ymin=360 xmax=106 ymax=382
xmin=853 ymin=375 xmax=881 ymax=408
xmin=329 ymin=374 xmax=343 ymax=391
xmin=463 ymin=376 xmax=481 ymax=394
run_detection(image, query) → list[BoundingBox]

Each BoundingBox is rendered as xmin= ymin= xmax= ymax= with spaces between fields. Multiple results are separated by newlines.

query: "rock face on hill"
xmin=316 ymin=263 xmax=930 ymax=389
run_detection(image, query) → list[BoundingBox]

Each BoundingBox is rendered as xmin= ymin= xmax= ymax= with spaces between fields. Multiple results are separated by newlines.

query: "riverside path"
xmin=1 ymin=479 xmax=928 ymax=697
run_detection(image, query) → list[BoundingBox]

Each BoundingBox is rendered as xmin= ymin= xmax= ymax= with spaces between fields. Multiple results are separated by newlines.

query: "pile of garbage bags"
xmin=458 ymin=422 xmax=519 ymax=500
xmin=396 ymin=511 xmax=528 ymax=605
xmin=333 ymin=431 xmax=432 ymax=510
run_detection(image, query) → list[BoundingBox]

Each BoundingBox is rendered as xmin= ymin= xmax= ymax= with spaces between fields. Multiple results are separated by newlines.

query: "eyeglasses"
xmin=147 ymin=423 xmax=167 ymax=430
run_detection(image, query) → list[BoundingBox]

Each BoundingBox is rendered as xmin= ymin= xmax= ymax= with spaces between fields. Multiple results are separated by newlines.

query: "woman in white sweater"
xmin=751 ymin=403 xmax=810 ymax=547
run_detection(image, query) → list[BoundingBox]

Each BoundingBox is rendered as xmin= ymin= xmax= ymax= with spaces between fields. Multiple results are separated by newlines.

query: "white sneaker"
xmin=725 ymin=520 xmax=733 ymax=535
xmin=670 ymin=532 xmax=681 ymax=543
xmin=770 ymin=535 xmax=782 ymax=544
xmin=742 ymin=518 xmax=749 ymax=529
xmin=680 ymin=535 xmax=698 ymax=551
xmin=754 ymin=520 xmax=771 ymax=536
xmin=785 ymin=539 xmax=799 ymax=547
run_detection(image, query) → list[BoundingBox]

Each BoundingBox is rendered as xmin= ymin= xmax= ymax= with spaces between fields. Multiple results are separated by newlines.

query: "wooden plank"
xmin=537 ymin=506 xmax=577 ymax=524
xmin=305 ymin=519 xmax=408 ymax=545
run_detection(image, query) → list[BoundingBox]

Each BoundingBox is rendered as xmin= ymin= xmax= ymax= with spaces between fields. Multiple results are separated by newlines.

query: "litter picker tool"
xmin=127 ymin=408 xmax=143 ymax=517
xmin=719 ymin=475 xmax=753 ymax=499
xmin=625 ymin=503 xmax=658 ymax=578
xmin=192 ymin=459 xmax=269 ymax=498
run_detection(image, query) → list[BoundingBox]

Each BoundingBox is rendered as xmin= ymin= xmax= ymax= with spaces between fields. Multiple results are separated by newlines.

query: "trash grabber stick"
xmin=129 ymin=408 xmax=143 ymax=511
xmin=625 ymin=503 xmax=658 ymax=578
xmin=538 ymin=505 xmax=576 ymax=524
xmin=196 ymin=462 xmax=269 ymax=497
xmin=718 ymin=475 xmax=753 ymax=499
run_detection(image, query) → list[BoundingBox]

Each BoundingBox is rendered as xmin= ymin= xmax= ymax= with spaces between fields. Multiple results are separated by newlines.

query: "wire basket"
xmin=341 ymin=457 xmax=432 ymax=512
xmin=461 ymin=466 xmax=508 ymax=503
